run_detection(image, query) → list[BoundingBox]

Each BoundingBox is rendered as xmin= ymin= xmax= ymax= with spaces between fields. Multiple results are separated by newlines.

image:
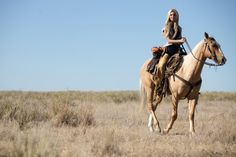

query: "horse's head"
xmin=204 ymin=32 xmax=227 ymax=65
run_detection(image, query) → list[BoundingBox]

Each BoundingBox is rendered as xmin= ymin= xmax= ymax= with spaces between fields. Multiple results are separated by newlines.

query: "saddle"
xmin=146 ymin=47 xmax=165 ymax=74
xmin=147 ymin=45 xmax=186 ymax=74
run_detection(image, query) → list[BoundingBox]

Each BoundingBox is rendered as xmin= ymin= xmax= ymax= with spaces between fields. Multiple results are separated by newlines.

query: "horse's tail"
xmin=139 ymin=79 xmax=146 ymax=112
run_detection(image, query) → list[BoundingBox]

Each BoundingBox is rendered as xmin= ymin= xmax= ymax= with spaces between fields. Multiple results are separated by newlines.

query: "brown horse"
xmin=140 ymin=32 xmax=227 ymax=134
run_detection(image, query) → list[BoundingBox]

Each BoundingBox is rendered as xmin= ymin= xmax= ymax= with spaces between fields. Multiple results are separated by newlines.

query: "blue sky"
xmin=0 ymin=0 xmax=235 ymax=92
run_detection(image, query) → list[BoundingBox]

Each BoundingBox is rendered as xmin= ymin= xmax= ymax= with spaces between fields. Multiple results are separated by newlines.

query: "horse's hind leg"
xmin=146 ymin=88 xmax=161 ymax=133
xmin=148 ymin=95 xmax=163 ymax=132
xmin=153 ymin=94 xmax=163 ymax=110
xmin=164 ymin=96 xmax=178 ymax=134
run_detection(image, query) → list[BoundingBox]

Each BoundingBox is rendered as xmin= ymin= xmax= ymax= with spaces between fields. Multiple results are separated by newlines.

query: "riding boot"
xmin=153 ymin=54 xmax=169 ymax=97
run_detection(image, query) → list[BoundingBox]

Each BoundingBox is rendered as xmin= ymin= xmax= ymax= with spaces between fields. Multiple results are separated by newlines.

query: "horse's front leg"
xmin=188 ymin=99 xmax=197 ymax=135
xmin=164 ymin=96 xmax=178 ymax=134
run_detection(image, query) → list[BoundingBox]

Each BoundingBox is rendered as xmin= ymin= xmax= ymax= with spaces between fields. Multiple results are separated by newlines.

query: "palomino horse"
xmin=140 ymin=32 xmax=226 ymax=134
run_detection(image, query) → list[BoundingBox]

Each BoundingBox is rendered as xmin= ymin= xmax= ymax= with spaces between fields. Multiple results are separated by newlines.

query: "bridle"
xmin=166 ymin=38 xmax=224 ymax=99
xmin=185 ymin=40 xmax=224 ymax=67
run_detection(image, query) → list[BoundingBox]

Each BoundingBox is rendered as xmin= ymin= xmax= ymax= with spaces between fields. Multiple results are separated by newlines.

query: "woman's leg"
xmin=158 ymin=54 xmax=169 ymax=80
xmin=153 ymin=53 xmax=169 ymax=97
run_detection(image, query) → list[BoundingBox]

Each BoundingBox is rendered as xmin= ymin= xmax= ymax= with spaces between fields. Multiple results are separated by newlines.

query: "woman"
xmin=154 ymin=9 xmax=186 ymax=92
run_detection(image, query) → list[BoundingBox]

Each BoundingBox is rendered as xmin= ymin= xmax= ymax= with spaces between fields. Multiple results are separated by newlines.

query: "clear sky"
xmin=0 ymin=0 xmax=235 ymax=92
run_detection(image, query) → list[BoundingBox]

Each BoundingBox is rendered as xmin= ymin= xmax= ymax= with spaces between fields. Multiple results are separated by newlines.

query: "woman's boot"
xmin=153 ymin=54 xmax=169 ymax=97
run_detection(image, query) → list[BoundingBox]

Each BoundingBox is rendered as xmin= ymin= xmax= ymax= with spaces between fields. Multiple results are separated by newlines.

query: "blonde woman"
xmin=154 ymin=9 xmax=186 ymax=92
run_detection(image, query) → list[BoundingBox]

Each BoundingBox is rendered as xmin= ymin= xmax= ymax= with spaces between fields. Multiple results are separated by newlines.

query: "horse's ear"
xmin=204 ymin=32 xmax=209 ymax=39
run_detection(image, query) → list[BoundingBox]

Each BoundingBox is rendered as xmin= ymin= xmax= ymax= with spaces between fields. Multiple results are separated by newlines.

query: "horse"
xmin=140 ymin=32 xmax=227 ymax=134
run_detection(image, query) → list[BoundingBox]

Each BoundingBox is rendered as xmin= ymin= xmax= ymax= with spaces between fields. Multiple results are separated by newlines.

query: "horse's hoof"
xmin=155 ymin=128 xmax=161 ymax=133
xmin=163 ymin=129 xmax=169 ymax=135
xmin=190 ymin=131 xmax=196 ymax=137
xmin=148 ymin=127 xmax=154 ymax=133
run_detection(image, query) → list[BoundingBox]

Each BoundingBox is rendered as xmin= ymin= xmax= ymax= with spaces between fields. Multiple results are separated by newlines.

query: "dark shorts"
xmin=165 ymin=45 xmax=180 ymax=57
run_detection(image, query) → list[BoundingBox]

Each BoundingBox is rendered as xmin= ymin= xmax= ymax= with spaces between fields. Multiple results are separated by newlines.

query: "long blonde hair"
xmin=163 ymin=9 xmax=180 ymax=39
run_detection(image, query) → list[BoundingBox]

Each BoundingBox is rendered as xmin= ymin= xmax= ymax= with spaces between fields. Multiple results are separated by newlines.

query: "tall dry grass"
xmin=0 ymin=91 xmax=235 ymax=157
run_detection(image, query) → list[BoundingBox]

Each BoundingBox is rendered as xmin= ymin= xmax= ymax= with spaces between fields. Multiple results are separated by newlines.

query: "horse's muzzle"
xmin=220 ymin=56 xmax=227 ymax=65
xmin=221 ymin=57 xmax=227 ymax=64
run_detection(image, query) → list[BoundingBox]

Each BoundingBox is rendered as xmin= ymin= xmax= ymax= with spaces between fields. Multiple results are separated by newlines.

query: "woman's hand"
xmin=180 ymin=37 xmax=187 ymax=44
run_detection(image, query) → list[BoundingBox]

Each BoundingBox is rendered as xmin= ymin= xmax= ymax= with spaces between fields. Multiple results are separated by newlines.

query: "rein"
xmin=185 ymin=40 xmax=223 ymax=67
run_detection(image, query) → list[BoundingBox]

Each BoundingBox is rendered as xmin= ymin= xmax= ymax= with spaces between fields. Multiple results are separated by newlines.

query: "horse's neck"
xmin=181 ymin=41 xmax=206 ymax=81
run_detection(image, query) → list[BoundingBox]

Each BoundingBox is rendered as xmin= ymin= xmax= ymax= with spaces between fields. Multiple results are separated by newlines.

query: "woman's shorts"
xmin=165 ymin=45 xmax=180 ymax=56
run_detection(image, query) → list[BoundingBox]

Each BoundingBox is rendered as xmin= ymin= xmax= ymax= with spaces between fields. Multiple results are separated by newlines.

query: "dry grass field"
xmin=0 ymin=91 xmax=235 ymax=157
